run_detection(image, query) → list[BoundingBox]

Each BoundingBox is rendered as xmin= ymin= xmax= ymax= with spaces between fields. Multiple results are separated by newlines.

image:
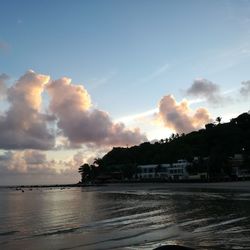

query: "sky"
xmin=1 ymin=0 xmax=250 ymax=185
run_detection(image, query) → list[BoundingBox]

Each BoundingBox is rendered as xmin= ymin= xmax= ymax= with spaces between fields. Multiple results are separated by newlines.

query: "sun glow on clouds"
xmin=158 ymin=95 xmax=212 ymax=134
xmin=117 ymin=78 xmax=246 ymax=141
xmin=116 ymin=95 xmax=212 ymax=139
xmin=115 ymin=108 xmax=173 ymax=141
xmin=0 ymin=70 xmax=148 ymax=184
xmin=115 ymin=97 xmax=208 ymax=125
xmin=1 ymin=70 xmax=243 ymax=185
xmin=47 ymin=77 xmax=146 ymax=147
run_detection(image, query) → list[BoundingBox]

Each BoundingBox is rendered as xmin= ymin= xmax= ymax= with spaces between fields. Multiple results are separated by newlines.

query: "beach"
xmin=0 ymin=181 xmax=250 ymax=250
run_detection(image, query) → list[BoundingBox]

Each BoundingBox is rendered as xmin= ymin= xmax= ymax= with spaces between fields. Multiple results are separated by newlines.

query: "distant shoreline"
xmin=0 ymin=183 xmax=94 ymax=189
xmin=1 ymin=180 xmax=250 ymax=191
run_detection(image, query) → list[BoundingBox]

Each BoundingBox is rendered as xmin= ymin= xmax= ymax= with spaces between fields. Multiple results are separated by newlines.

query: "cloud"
xmin=240 ymin=81 xmax=250 ymax=97
xmin=0 ymin=70 xmax=55 ymax=150
xmin=158 ymin=95 xmax=212 ymax=134
xmin=47 ymin=77 xmax=147 ymax=147
xmin=0 ymin=73 xmax=8 ymax=98
xmin=0 ymin=150 xmax=55 ymax=174
xmin=88 ymin=72 xmax=116 ymax=90
xmin=186 ymin=78 xmax=223 ymax=104
xmin=0 ymin=70 xmax=146 ymax=151
xmin=140 ymin=63 xmax=169 ymax=83
xmin=0 ymin=147 xmax=107 ymax=185
xmin=116 ymin=108 xmax=158 ymax=124
xmin=0 ymin=70 xmax=148 ymax=184
xmin=0 ymin=150 xmax=83 ymax=185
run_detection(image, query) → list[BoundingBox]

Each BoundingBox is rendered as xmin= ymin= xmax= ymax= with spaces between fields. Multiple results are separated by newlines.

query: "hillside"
xmin=95 ymin=112 xmax=250 ymax=178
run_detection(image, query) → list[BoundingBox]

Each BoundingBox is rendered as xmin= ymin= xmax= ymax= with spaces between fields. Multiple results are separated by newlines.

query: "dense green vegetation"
xmin=79 ymin=112 xmax=250 ymax=182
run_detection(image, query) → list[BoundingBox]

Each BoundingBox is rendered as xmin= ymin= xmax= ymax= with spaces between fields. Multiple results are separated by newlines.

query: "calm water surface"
xmin=0 ymin=183 xmax=250 ymax=250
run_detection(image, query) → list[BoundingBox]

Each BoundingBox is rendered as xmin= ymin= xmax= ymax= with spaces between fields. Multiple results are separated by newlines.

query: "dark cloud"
xmin=158 ymin=95 xmax=212 ymax=134
xmin=186 ymin=78 xmax=222 ymax=103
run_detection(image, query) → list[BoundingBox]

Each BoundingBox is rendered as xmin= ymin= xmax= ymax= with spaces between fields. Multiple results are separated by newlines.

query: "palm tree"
xmin=78 ymin=163 xmax=91 ymax=183
xmin=216 ymin=116 xmax=222 ymax=125
xmin=169 ymin=133 xmax=176 ymax=141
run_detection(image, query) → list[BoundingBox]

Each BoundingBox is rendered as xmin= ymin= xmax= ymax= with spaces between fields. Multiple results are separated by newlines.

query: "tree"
xmin=216 ymin=117 xmax=222 ymax=125
xmin=77 ymin=112 xmax=250 ymax=182
xmin=78 ymin=163 xmax=91 ymax=183
xmin=208 ymin=146 xmax=229 ymax=179
xmin=205 ymin=123 xmax=215 ymax=129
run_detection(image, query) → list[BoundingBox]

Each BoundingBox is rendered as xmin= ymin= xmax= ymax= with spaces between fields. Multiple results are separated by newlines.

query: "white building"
xmin=136 ymin=164 xmax=158 ymax=179
xmin=167 ymin=160 xmax=190 ymax=180
xmin=136 ymin=160 xmax=191 ymax=180
xmin=229 ymin=154 xmax=250 ymax=179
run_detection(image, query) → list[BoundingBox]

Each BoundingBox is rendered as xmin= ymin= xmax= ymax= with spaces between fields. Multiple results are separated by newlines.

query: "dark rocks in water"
xmin=153 ymin=245 xmax=194 ymax=250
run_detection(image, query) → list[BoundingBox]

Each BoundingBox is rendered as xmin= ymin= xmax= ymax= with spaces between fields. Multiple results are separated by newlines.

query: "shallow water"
xmin=0 ymin=183 xmax=250 ymax=250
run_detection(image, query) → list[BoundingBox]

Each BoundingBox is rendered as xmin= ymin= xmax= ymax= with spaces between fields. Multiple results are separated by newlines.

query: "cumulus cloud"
xmin=0 ymin=70 xmax=146 ymax=151
xmin=0 ymin=150 xmax=55 ymax=174
xmin=158 ymin=95 xmax=212 ymax=134
xmin=186 ymin=78 xmax=222 ymax=104
xmin=47 ymin=78 xmax=146 ymax=147
xmin=0 ymin=150 xmax=84 ymax=185
xmin=0 ymin=150 xmax=86 ymax=175
xmin=240 ymin=81 xmax=250 ymax=97
xmin=0 ymin=70 xmax=55 ymax=150
xmin=0 ymin=70 xmax=147 ymax=184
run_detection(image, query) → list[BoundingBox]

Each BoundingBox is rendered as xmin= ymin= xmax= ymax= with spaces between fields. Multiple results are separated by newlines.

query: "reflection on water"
xmin=0 ymin=184 xmax=250 ymax=250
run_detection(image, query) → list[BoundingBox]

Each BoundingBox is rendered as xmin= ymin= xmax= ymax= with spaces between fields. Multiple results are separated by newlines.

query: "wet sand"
xmin=1 ymin=181 xmax=250 ymax=250
xmin=102 ymin=181 xmax=250 ymax=192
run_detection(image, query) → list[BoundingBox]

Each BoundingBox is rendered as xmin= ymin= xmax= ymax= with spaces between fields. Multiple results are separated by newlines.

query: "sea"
xmin=0 ymin=182 xmax=250 ymax=250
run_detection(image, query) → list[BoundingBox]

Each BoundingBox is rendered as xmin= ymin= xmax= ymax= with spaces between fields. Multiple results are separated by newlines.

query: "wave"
xmin=0 ymin=230 xmax=19 ymax=236
xmin=34 ymin=226 xmax=83 ymax=237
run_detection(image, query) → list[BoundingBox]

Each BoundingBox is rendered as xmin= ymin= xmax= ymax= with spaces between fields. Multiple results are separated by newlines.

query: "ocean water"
xmin=0 ymin=183 xmax=250 ymax=250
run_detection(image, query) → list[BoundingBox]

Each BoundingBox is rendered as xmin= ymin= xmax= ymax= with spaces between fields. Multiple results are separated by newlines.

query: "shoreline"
xmin=1 ymin=180 xmax=250 ymax=191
